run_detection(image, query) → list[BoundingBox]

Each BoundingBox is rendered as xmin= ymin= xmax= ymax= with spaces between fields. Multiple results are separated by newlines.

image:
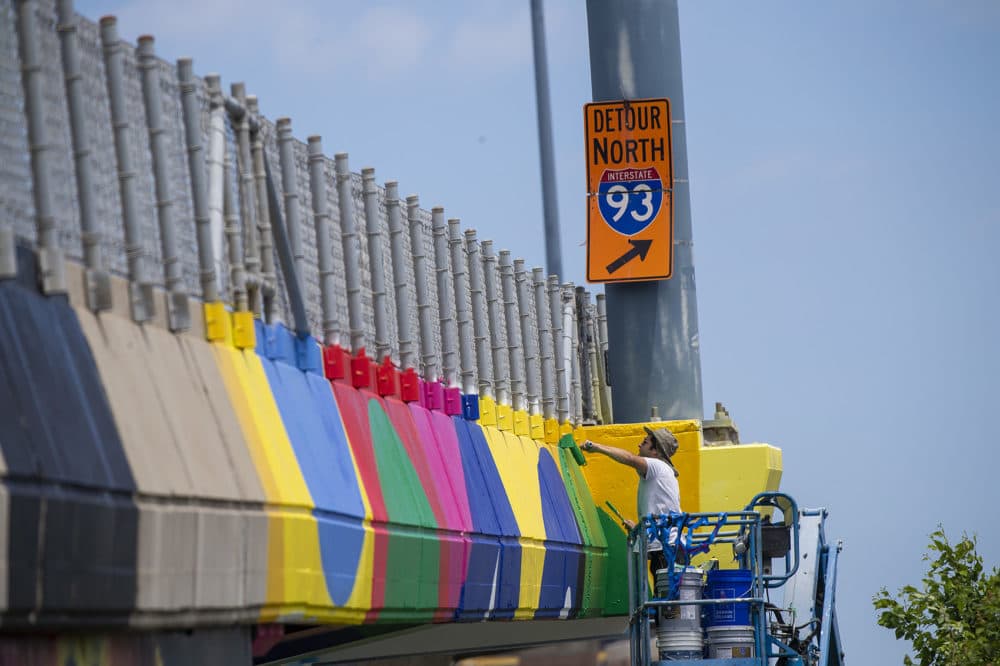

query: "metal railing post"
xmin=549 ymin=275 xmax=569 ymax=423
xmin=534 ymin=268 xmax=556 ymax=421
xmin=482 ymin=240 xmax=509 ymax=406
xmin=467 ymin=230 xmax=494 ymax=400
xmin=500 ymin=250 xmax=525 ymax=413
xmin=138 ymin=35 xmax=189 ymax=329
xmin=362 ymin=168 xmax=391 ymax=361
xmin=276 ymin=117 xmax=304 ymax=291
xmin=177 ymin=57 xmax=218 ymax=304
xmin=408 ymin=195 xmax=438 ymax=381
xmin=387 ymin=182 xmax=414 ymax=369
xmin=336 ymin=153 xmax=365 ymax=353
xmin=308 ymin=137 xmax=338 ymax=345
xmin=56 ymin=0 xmax=107 ymax=304
xmin=433 ymin=208 xmax=458 ymax=388
xmin=101 ymin=16 xmax=152 ymax=318
xmin=515 ymin=259 xmax=540 ymax=417
xmin=231 ymin=82 xmax=260 ymax=314
xmin=451 ymin=220 xmax=477 ymax=397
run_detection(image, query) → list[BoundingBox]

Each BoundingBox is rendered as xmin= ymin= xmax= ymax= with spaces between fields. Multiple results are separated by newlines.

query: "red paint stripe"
xmin=331 ymin=382 xmax=388 ymax=618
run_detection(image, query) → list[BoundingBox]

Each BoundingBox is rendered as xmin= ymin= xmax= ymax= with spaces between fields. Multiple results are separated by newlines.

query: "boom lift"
xmin=627 ymin=492 xmax=844 ymax=665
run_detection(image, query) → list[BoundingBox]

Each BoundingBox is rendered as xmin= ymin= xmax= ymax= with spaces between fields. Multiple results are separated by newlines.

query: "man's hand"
xmin=581 ymin=440 xmax=596 ymax=452
xmin=623 ymin=519 xmax=635 ymax=530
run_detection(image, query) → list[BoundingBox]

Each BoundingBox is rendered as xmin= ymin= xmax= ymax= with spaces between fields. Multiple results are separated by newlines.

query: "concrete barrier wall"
xmin=0 ymin=249 xmax=611 ymax=628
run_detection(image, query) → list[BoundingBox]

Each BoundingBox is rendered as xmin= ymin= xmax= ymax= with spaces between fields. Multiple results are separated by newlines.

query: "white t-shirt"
xmin=637 ymin=458 xmax=681 ymax=551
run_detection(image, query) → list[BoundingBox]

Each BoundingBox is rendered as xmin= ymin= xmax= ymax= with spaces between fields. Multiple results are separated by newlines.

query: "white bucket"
xmin=656 ymin=627 xmax=703 ymax=661
xmin=706 ymin=625 xmax=755 ymax=659
xmin=655 ymin=567 xmax=703 ymax=629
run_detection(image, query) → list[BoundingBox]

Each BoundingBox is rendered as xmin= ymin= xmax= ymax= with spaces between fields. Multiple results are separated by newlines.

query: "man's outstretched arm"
xmin=581 ymin=439 xmax=648 ymax=476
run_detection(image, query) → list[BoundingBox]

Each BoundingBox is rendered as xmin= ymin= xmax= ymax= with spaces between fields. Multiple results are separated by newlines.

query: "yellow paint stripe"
xmin=210 ymin=339 xmax=334 ymax=618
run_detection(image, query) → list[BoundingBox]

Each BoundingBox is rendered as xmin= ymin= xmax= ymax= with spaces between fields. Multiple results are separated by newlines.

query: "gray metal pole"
xmin=466 ymin=230 xmax=494 ymax=400
xmin=585 ymin=299 xmax=602 ymax=422
xmin=408 ymin=195 xmax=438 ymax=382
xmin=205 ymin=75 xmax=228 ymax=303
xmin=587 ymin=0 xmax=703 ymax=421
xmin=362 ymin=168 xmax=391 ymax=361
xmin=451 ymin=220 xmax=477 ymax=396
xmin=17 ymin=0 xmax=65 ymax=292
xmin=563 ymin=283 xmax=582 ymax=424
xmin=575 ymin=287 xmax=594 ymax=421
xmin=387 ymin=182 xmax=414 ymax=368
xmin=308 ymin=137 xmax=338 ymax=345
xmin=482 ymin=240 xmax=509 ymax=406
xmin=178 ymin=57 xmax=218 ymax=303
xmin=534 ymin=268 xmax=556 ymax=422
xmin=138 ymin=38 xmax=178 ymax=291
xmin=231 ymin=83 xmax=260 ymax=313
xmin=336 ymin=153 xmax=365 ymax=353
xmin=102 ymin=16 xmax=151 ymax=319
xmin=595 ymin=292 xmax=613 ymax=422
xmin=530 ymin=0 xmax=563 ymax=278
xmin=515 ymin=259 xmax=541 ymax=416
xmin=247 ymin=96 xmax=275 ymax=320
xmin=138 ymin=36 xmax=190 ymax=329
xmin=57 ymin=0 xmax=105 ymax=295
xmin=277 ymin=118 xmax=305 ymax=291
xmin=548 ymin=275 xmax=569 ymax=423
xmin=223 ymin=145 xmax=247 ymax=311
xmin=433 ymin=208 xmax=458 ymax=388
xmin=262 ymin=150 xmax=309 ymax=337
xmin=500 ymin=251 xmax=525 ymax=413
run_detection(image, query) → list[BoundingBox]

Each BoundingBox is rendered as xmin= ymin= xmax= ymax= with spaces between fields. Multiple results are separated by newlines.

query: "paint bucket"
xmin=704 ymin=568 xmax=752 ymax=626
xmin=655 ymin=566 xmax=703 ymax=629
xmin=706 ymin=625 xmax=755 ymax=659
xmin=656 ymin=626 xmax=703 ymax=661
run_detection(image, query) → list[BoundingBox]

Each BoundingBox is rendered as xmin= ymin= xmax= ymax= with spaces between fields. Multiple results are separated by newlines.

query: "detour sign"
xmin=584 ymin=98 xmax=673 ymax=283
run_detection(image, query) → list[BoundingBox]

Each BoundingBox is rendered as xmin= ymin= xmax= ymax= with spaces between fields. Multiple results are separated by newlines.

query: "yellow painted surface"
xmin=481 ymin=426 xmax=546 ymax=619
xmin=338 ymin=412 xmax=376 ymax=620
xmin=204 ymin=301 xmax=231 ymax=342
xmin=697 ymin=443 xmax=782 ymax=569
xmin=577 ymin=420 xmax=702 ymax=524
xmin=529 ymin=413 xmax=545 ymax=440
xmin=496 ymin=403 xmax=514 ymax=432
xmin=211 ymin=341 xmax=335 ymax=619
xmin=543 ymin=418 xmax=560 ymax=444
xmin=478 ymin=395 xmax=498 ymax=427
xmin=560 ymin=421 xmax=575 ymax=438
xmin=231 ymin=311 xmax=256 ymax=349
xmin=512 ymin=409 xmax=530 ymax=436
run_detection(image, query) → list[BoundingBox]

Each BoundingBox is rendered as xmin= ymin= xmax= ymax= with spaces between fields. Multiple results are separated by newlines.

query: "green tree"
xmin=873 ymin=527 xmax=1000 ymax=665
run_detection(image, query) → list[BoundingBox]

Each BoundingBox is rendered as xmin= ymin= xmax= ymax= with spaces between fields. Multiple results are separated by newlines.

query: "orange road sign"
xmin=584 ymin=98 xmax=673 ymax=283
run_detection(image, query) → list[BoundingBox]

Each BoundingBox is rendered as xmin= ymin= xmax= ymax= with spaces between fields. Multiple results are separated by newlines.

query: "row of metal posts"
xmin=4 ymin=0 xmax=614 ymax=425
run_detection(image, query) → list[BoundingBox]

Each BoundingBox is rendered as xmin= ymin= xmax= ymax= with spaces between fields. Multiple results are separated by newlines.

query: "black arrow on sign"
xmin=606 ymin=238 xmax=653 ymax=274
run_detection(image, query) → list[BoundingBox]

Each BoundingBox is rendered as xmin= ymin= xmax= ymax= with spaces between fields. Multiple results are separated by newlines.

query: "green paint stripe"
xmin=367 ymin=399 xmax=439 ymax=617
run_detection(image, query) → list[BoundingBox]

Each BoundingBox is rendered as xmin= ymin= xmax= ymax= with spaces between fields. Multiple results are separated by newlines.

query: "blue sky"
xmin=78 ymin=0 xmax=1000 ymax=661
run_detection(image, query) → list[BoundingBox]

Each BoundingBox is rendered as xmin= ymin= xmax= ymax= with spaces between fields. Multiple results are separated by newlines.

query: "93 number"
xmin=597 ymin=179 xmax=662 ymax=236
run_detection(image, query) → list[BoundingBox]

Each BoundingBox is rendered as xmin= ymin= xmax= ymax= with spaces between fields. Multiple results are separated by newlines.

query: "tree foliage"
xmin=873 ymin=527 xmax=1000 ymax=665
